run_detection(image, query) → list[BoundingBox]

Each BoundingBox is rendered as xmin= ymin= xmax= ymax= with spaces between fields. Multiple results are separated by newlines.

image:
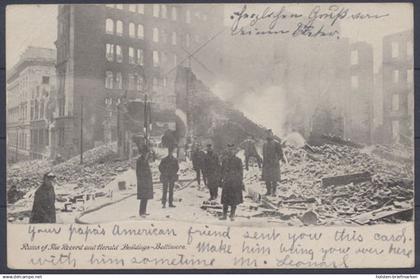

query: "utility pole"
xmin=144 ymin=94 xmax=148 ymax=147
xmin=186 ymin=56 xmax=191 ymax=138
xmin=80 ymin=96 xmax=84 ymax=164
xmin=117 ymin=98 xmax=120 ymax=155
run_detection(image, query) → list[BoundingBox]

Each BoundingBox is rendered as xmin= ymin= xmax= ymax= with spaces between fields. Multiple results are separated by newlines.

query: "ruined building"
xmin=345 ymin=42 xmax=374 ymax=144
xmin=382 ymin=29 xmax=414 ymax=144
xmin=54 ymin=4 xmax=224 ymax=159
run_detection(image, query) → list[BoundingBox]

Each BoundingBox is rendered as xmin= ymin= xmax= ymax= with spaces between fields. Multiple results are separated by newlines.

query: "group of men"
xmin=28 ymin=129 xmax=284 ymax=223
xmin=189 ymin=129 xmax=286 ymax=220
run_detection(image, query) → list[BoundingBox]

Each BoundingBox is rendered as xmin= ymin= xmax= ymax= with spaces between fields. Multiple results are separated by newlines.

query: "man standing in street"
xmin=262 ymin=129 xmax=285 ymax=197
xmin=30 ymin=172 xmax=57 ymax=223
xmin=161 ymin=129 xmax=177 ymax=155
xmin=240 ymin=135 xmax=262 ymax=170
xmin=220 ymin=143 xmax=244 ymax=221
xmin=203 ymin=144 xmax=220 ymax=201
xmin=191 ymin=143 xmax=207 ymax=187
xmin=159 ymin=148 xmax=179 ymax=208
xmin=136 ymin=146 xmax=153 ymax=217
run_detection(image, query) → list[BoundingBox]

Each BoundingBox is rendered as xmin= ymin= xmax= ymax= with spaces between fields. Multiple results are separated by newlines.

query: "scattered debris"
xmin=351 ymin=205 xmax=413 ymax=225
xmin=322 ymin=172 xmax=371 ymax=187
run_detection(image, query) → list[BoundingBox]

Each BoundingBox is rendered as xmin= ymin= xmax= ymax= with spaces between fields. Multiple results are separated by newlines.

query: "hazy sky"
xmin=6 ymin=3 xmax=413 ymax=71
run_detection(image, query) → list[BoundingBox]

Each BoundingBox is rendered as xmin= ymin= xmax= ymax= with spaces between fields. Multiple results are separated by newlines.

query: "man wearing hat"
xmin=30 ymin=172 xmax=57 ymax=223
xmin=220 ymin=143 xmax=244 ymax=221
xmin=191 ymin=143 xmax=207 ymax=187
xmin=203 ymin=144 xmax=221 ymax=200
xmin=136 ymin=145 xmax=153 ymax=217
xmin=159 ymin=148 xmax=179 ymax=208
xmin=262 ymin=129 xmax=285 ymax=196
xmin=239 ymin=135 xmax=262 ymax=171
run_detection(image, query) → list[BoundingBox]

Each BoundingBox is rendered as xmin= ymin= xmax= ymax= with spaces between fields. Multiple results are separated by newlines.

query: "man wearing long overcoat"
xmin=136 ymin=147 xmax=153 ymax=217
xmin=30 ymin=172 xmax=56 ymax=224
xmin=159 ymin=149 xmax=179 ymax=208
xmin=191 ymin=144 xmax=207 ymax=186
xmin=203 ymin=144 xmax=220 ymax=200
xmin=220 ymin=144 xmax=244 ymax=221
xmin=239 ymin=135 xmax=262 ymax=170
xmin=262 ymin=129 xmax=285 ymax=196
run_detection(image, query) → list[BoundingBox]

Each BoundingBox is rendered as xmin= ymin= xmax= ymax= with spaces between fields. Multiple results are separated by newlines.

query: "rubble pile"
xmin=7 ymin=143 xmax=126 ymax=204
xmin=256 ymin=143 xmax=414 ymax=225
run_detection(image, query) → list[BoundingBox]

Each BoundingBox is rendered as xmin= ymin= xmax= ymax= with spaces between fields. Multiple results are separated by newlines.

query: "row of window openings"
xmin=8 ymin=108 xmax=24 ymax=122
xmin=106 ymin=46 xmax=178 ymax=68
xmin=8 ymin=101 xmax=47 ymax=122
xmin=350 ymin=41 xmax=413 ymax=66
xmin=31 ymin=129 xmax=49 ymax=147
xmin=10 ymin=89 xmax=51 ymax=115
xmin=105 ymin=20 xmax=194 ymax=47
xmin=9 ymin=131 xmax=47 ymax=149
xmin=17 ymin=76 xmax=50 ymax=102
xmin=392 ymin=69 xmax=414 ymax=84
xmin=391 ymin=94 xmax=412 ymax=112
xmin=106 ymin=44 xmax=144 ymax=65
xmin=351 ymin=69 xmax=413 ymax=89
xmin=17 ymin=75 xmax=45 ymax=89
xmin=106 ymin=4 xmax=144 ymax=14
xmin=105 ymin=71 xmax=168 ymax=91
xmin=11 ymin=132 xmax=28 ymax=149
xmin=391 ymin=41 xmax=413 ymax=59
xmin=106 ymin=4 xmax=207 ymax=23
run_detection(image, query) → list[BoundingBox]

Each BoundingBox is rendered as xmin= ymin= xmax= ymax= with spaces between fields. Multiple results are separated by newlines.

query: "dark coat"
xmin=221 ymin=155 xmax=244 ymax=206
xmin=203 ymin=151 xmax=221 ymax=189
xmin=136 ymin=156 xmax=153 ymax=200
xmin=29 ymin=183 xmax=56 ymax=224
xmin=240 ymin=139 xmax=259 ymax=157
xmin=191 ymin=149 xmax=206 ymax=171
xmin=161 ymin=130 xmax=177 ymax=150
xmin=159 ymin=155 xmax=179 ymax=183
xmin=262 ymin=139 xmax=284 ymax=182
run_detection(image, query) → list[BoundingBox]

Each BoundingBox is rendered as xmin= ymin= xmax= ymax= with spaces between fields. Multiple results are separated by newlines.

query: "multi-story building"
xmin=54 ymin=4 xmax=224 ymax=159
xmin=345 ymin=42 xmax=374 ymax=144
xmin=382 ymin=29 xmax=414 ymax=144
xmin=221 ymin=30 xmax=376 ymax=145
xmin=6 ymin=47 xmax=56 ymax=162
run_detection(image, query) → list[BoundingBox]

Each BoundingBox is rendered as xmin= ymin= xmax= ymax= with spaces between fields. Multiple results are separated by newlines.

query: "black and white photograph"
xmin=5 ymin=3 xmax=415 ymax=269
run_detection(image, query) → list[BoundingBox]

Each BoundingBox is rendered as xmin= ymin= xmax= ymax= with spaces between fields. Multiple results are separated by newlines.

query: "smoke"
xmin=211 ymin=81 xmax=237 ymax=101
xmin=284 ymin=132 xmax=306 ymax=148
xmin=238 ymin=86 xmax=289 ymax=137
xmin=211 ymin=81 xmax=294 ymax=137
xmin=211 ymin=80 xmax=312 ymax=147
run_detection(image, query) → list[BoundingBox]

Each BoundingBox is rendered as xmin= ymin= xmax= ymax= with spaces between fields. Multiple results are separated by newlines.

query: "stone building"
xmin=6 ymin=47 xmax=56 ymax=162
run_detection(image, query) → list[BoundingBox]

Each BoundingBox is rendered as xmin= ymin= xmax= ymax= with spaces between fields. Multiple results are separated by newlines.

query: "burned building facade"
xmin=220 ymin=25 xmax=376 ymax=145
xmin=344 ymin=42 xmax=374 ymax=144
xmin=6 ymin=47 xmax=56 ymax=162
xmin=382 ymin=30 xmax=414 ymax=144
xmin=54 ymin=4 xmax=224 ymax=159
